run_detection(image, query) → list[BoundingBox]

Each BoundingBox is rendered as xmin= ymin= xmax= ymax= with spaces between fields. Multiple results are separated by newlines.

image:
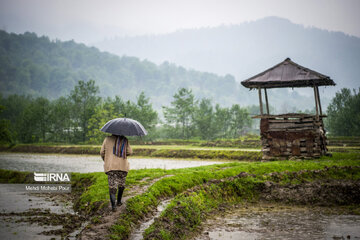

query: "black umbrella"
xmin=100 ymin=118 xmax=147 ymax=136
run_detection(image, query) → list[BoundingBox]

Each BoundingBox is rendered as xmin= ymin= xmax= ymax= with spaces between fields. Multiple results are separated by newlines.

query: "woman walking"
xmin=100 ymin=134 xmax=133 ymax=211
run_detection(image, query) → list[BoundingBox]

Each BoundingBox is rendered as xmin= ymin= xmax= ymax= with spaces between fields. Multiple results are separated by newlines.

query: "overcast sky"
xmin=0 ymin=0 xmax=359 ymax=44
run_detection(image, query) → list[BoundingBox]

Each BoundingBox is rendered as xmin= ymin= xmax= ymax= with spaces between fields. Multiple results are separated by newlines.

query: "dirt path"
xmin=78 ymin=175 xmax=173 ymax=240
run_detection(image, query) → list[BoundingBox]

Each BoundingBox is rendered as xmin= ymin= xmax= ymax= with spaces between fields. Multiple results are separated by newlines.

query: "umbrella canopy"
xmin=100 ymin=118 xmax=147 ymax=136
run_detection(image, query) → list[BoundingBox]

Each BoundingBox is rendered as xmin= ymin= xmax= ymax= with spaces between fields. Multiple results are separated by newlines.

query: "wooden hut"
xmin=241 ymin=58 xmax=336 ymax=160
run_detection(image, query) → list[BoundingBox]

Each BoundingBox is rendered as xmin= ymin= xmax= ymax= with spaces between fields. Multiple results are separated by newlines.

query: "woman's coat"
xmin=100 ymin=135 xmax=133 ymax=173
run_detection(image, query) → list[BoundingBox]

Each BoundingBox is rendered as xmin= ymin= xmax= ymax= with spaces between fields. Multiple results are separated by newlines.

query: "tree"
xmin=163 ymin=88 xmax=197 ymax=139
xmin=134 ymin=92 xmax=158 ymax=132
xmin=0 ymin=105 xmax=12 ymax=144
xmin=87 ymin=92 xmax=158 ymax=143
xmin=326 ymin=88 xmax=360 ymax=136
xmin=194 ymin=98 xmax=214 ymax=140
xmin=0 ymin=94 xmax=32 ymax=141
xmin=49 ymin=96 xmax=72 ymax=142
xmin=17 ymin=97 xmax=51 ymax=143
xmin=34 ymin=97 xmax=52 ymax=142
xmin=87 ymin=102 xmax=119 ymax=144
xmin=69 ymin=80 xmax=100 ymax=142
xmin=213 ymin=104 xmax=231 ymax=139
xmin=228 ymin=104 xmax=252 ymax=138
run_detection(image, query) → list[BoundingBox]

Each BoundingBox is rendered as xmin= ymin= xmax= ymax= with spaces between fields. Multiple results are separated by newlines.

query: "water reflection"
xmin=0 ymin=153 xmax=225 ymax=173
xmin=197 ymin=204 xmax=360 ymax=240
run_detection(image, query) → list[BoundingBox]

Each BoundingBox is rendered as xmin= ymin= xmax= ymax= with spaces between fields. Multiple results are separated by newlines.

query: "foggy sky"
xmin=0 ymin=0 xmax=359 ymax=44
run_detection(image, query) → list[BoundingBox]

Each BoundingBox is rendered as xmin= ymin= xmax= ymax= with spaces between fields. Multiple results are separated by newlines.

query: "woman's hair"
xmin=113 ymin=135 xmax=127 ymax=158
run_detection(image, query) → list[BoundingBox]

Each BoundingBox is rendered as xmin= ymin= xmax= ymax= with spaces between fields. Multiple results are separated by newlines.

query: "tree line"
xmin=0 ymin=80 xmax=253 ymax=144
xmin=162 ymin=88 xmax=252 ymax=140
xmin=325 ymin=88 xmax=360 ymax=136
xmin=2 ymin=78 xmax=356 ymax=145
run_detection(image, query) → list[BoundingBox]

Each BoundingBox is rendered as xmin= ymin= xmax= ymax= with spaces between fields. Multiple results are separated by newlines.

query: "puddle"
xmin=0 ymin=184 xmax=82 ymax=240
xmin=196 ymin=204 xmax=360 ymax=240
xmin=0 ymin=153 xmax=226 ymax=173
xmin=130 ymin=199 xmax=171 ymax=240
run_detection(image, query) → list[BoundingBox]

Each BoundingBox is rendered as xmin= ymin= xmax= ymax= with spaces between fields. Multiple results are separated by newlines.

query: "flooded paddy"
xmin=0 ymin=184 xmax=83 ymax=240
xmin=196 ymin=204 xmax=360 ymax=240
xmin=0 ymin=153 xmax=226 ymax=173
xmin=0 ymin=153 xmax=225 ymax=239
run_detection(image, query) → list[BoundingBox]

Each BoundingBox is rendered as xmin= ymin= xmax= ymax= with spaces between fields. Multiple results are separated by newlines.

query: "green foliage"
xmin=163 ymin=89 xmax=252 ymax=140
xmin=49 ymin=96 xmax=72 ymax=142
xmin=0 ymin=30 xmax=241 ymax=110
xmin=0 ymin=169 xmax=34 ymax=183
xmin=133 ymin=92 xmax=158 ymax=133
xmin=193 ymin=98 xmax=214 ymax=140
xmin=0 ymin=105 xmax=12 ymax=143
xmin=0 ymin=81 xmax=157 ymax=144
xmin=17 ymin=97 xmax=51 ymax=143
xmin=110 ymin=152 xmax=360 ymax=239
xmin=163 ymin=88 xmax=197 ymax=139
xmin=87 ymin=91 xmax=158 ymax=144
xmin=87 ymin=103 xmax=119 ymax=144
xmin=69 ymin=80 xmax=100 ymax=142
xmin=326 ymin=88 xmax=360 ymax=136
xmin=228 ymin=104 xmax=252 ymax=138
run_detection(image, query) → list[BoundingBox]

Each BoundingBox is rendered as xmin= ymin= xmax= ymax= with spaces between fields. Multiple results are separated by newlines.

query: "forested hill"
xmin=95 ymin=16 xmax=360 ymax=99
xmin=0 ymin=30 xmax=239 ymax=109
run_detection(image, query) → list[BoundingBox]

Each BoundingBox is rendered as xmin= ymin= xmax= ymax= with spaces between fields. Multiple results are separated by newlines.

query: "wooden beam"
xmin=258 ymin=88 xmax=264 ymax=115
xmin=316 ymin=86 xmax=322 ymax=115
xmin=313 ymin=86 xmax=319 ymax=119
xmin=264 ymin=88 xmax=270 ymax=115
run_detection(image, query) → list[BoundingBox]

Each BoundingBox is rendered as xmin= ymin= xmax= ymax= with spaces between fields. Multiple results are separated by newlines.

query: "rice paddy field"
xmin=0 ymin=137 xmax=359 ymax=239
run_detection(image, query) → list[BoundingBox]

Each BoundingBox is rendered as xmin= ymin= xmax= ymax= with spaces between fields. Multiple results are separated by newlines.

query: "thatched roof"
xmin=241 ymin=58 xmax=336 ymax=89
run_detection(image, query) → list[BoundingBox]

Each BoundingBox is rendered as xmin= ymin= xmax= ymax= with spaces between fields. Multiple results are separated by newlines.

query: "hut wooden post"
xmin=264 ymin=88 xmax=270 ymax=115
xmin=258 ymin=88 xmax=264 ymax=115
xmin=313 ymin=86 xmax=319 ymax=120
xmin=316 ymin=86 xmax=322 ymax=115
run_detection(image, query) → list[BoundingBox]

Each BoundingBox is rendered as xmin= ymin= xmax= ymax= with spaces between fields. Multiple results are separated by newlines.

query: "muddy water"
xmin=196 ymin=204 xmax=360 ymax=240
xmin=0 ymin=153 xmax=226 ymax=173
xmin=130 ymin=199 xmax=171 ymax=240
xmin=0 ymin=184 xmax=79 ymax=240
xmin=0 ymin=153 xmax=224 ymax=239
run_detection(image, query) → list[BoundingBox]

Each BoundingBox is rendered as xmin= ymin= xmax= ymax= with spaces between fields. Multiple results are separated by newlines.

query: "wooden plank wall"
xmin=260 ymin=115 xmax=328 ymax=160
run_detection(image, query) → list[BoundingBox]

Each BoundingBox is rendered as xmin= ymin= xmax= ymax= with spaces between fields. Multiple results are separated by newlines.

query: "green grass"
xmin=142 ymin=155 xmax=360 ymax=239
xmin=108 ymin=152 xmax=360 ymax=239
xmin=0 ymin=144 xmax=262 ymax=160
xmin=132 ymin=144 xmax=260 ymax=151
xmin=1 ymin=152 xmax=359 ymax=239
xmin=143 ymin=176 xmax=261 ymax=240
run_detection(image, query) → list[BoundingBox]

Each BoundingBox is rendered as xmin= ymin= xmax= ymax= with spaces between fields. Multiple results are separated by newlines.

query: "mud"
xmin=144 ymin=166 xmax=360 ymax=240
xmin=129 ymin=199 xmax=172 ymax=240
xmin=1 ymin=208 xmax=85 ymax=236
xmin=196 ymin=203 xmax=360 ymax=240
xmin=78 ymin=175 xmax=173 ymax=240
xmin=0 ymin=184 xmax=84 ymax=240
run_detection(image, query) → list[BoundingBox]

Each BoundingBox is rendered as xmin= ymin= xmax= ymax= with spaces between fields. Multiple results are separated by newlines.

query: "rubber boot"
xmin=117 ymin=186 xmax=125 ymax=206
xmin=109 ymin=190 xmax=116 ymax=212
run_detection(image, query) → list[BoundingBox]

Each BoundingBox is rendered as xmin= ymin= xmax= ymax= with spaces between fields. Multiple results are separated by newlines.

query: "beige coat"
xmin=100 ymin=135 xmax=133 ymax=173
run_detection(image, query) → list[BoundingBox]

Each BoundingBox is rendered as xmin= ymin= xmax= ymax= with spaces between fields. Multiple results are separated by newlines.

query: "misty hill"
xmin=94 ymin=16 xmax=360 ymax=110
xmin=0 ymin=30 xmax=241 ymax=109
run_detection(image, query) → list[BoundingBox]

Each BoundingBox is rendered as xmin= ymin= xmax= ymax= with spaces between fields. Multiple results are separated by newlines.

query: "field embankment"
xmin=1 ymin=136 xmax=358 ymax=160
xmin=0 ymin=144 xmax=262 ymax=161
